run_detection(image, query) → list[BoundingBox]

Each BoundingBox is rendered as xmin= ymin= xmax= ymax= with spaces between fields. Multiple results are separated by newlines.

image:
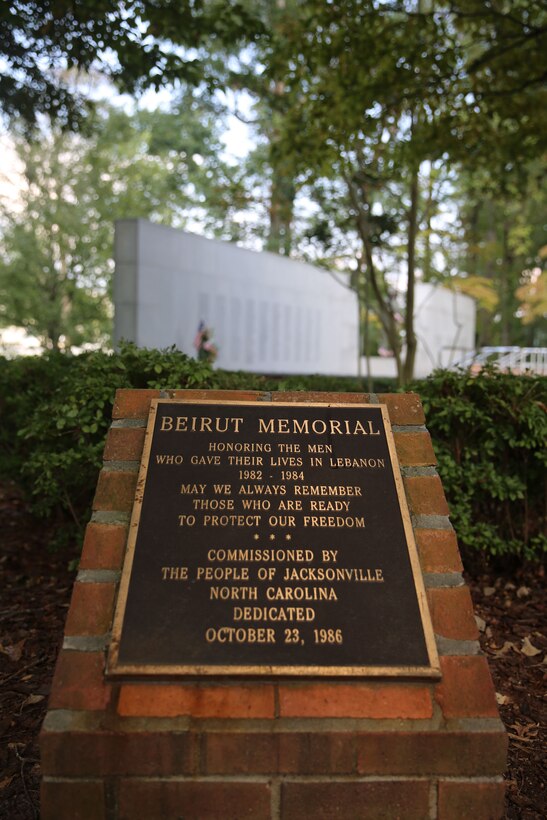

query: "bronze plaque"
xmin=108 ymin=400 xmax=440 ymax=677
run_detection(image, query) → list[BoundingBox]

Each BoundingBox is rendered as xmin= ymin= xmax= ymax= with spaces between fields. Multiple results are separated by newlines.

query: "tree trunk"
xmin=345 ymin=172 xmax=405 ymax=384
xmin=484 ymin=200 xmax=498 ymax=345
xmin=422 ymin=166 xmax=434 ymax=281
xmin=467 ymin=200 xmax=486 ymax=348
xmin=401 ymin=167 xmax=419 ymax=386
xmin=266 ymin=168 xmax=295 ymax=255
xmin=266 ymin=68 xmax=295 ymax=256
xmin=500 ymin=219 xmax=514 ymax=346
xmin=363 ymin=233 xmax=403 ymax=382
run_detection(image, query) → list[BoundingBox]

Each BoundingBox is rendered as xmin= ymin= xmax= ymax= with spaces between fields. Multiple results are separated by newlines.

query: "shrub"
xmin=2 ymin=346 xmax=543 ymax=565
xmin=0 ymin=344 xmax=391 ymax=543
xmin=413 ymin=367 xmax=547 ymax=565
xmin=0 ymin=344 xmax=217 ymax=540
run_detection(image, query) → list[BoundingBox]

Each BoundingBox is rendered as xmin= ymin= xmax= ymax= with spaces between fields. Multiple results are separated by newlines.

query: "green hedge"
xmin=413 ymin=367 xmax=546 ymax=565
xmin=0 ymin=344 xmax=216 ymax=540
xmin=0 ymin=346 xmax=544 ymax=564
xmin=0 ymin=344 xmax=391 ymax=541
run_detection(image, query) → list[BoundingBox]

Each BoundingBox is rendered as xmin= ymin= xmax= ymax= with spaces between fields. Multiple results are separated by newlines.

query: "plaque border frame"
xmin=107 ymin=398 xmax=441 ymax=679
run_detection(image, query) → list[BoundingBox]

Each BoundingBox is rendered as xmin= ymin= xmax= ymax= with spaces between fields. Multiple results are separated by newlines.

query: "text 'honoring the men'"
xmin=108 ymin=400 xmax=439 ymax=677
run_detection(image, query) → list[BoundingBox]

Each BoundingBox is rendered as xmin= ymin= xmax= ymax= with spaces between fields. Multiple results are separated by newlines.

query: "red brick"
xmin=427 ymin=586 xmax=479 ymax=640
xmin=438 ymin=781 xmax=505 ymax=819
xmin=278 ymin=733 xmax=356 ymax=774
xmin=204 ymin=732 xmax=278 ymax=774
xmin=112 ymin=389 xmax=159 ymax=419
xmin=103 ymin=426 xmax=145 ymax=461
xmin=118 ymin=684 xmax=275 ymax=718
xmin=203 ymin=732 xmax=356 ymax=775
xmin=41 ymin=779 xmax=105 ymax=820
xmin=356 ymin=730 xmax=507 ymax=776
xmin=119 ymin=387 xmax=265 ymax=407
xmin=435 ymin=656 xmax=499 ymax=718
xmin=272 ymin=391 xmax=370 ymax=404
xmin=278 ymin=683 xmax=432 ymax=719
xmin=378 ymin=392 xmax=425 ymax=425
xmin=49 ymin=651 xmax=111 ymax=711
xmin=393 ymin=431 xmax=437 ymax=466
xmin=415 ymin=529 xmax=463 ymax=573
xmin=40 ymin=727 xmax=508 ymax=780
xmin=79 ymin=523 xmax=127 ymax=571
xmin=92 ymin=470 xmax=137 ymax=512
xmin=404 ymin=475 xmax=450 ymax=515
xmin=65 ymin=583 xmax=115 ymax=636
xmin=281 ymin=780 xmax=430 ymax=820
xmin=40 ymin=729 xmax=199 ymax=776
xmin=170 ymin=388 xmax=265 ymax=402
xmin=118 ymin=780 xmax=271 ymax=820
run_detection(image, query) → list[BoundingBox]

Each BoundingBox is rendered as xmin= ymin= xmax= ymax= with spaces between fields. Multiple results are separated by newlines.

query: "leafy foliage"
xmin=264 ymin=0 xmax=546 ymax=383
xmin=0 ymin=99 xmax=246 ymax=350
xmin=2 ymin=2 xmax=545 ymax=375
xmin=0 ymin=1 xmax=261 ymax=127
xmin=0 ymin=344 xmax=215 ymax=537
xmin=414 ymin=367 xmax=547 ymax=564
xmin=1 ymin=348 xmax=544 ymax=567
xmin=449 ymin=162 xmax=547 ymax=348
xmin=443 ymin=0 xmax=547 ymax=168
xmin=0 ymin=344 xmax=392 ymax=541
xmin=0 ymin=125 xmax=112 ymax=350
xmin=516 ymin=269 xmax=547 ymax=332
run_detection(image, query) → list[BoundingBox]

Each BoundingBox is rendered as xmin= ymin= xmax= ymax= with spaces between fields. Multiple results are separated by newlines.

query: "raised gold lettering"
xmin=233 ymin=606 xmax=315 ymax=622
xmin=294 ymin=485 xmax=362 ymax=497
xmin=161 ymin=566 xmax=188 ymax=580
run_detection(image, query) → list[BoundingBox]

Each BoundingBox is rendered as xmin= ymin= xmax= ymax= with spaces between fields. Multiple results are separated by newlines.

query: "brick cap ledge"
xmin=41 ymin=706 xmax=507 ymax=735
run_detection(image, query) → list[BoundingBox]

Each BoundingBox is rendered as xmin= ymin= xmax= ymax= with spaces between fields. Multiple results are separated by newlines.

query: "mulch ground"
xmin=0 ymin=480 xmax=545 ymax=819
xmin=468 ymin=563 xmax=546 ymax=818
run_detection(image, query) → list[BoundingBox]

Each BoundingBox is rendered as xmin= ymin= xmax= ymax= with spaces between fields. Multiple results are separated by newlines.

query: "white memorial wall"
xmin=114 ymin=219 xmax=475 ymax=379
xmin=114 ymin=219 xmax=359 ymax=375
xmin=413 ymin=283 xmax=476 ymax=376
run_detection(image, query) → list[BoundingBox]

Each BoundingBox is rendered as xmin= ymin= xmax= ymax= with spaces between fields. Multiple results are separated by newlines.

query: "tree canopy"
xmin=1 ymin=0 xmax=545 ymax=374
xmin=0 ymin=0 xmax=261 ymax=126
xmin=0 ymin=96 xmax=243 ymax=349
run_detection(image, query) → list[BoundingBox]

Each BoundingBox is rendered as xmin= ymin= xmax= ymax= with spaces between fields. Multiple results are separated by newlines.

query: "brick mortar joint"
xmin=429 ymin=781 xmax=438 ymax=820
xmin=402 ymin=466 xmax=438 ymax=477
xmin=98 ymin=466 xmax=138 ymax=477
xmin=62 ymin=635 xmax=110 ymax=651
xmin=413 ymin=515 xmax=453 ymax=531
xmin=102 ymin=461 xmax=140 ymax=472
xmin=91 ymin=511 xmax=131 ymax=523
xmin=41 ymin=710 xmax=507 ymax=733
xmin=76 ymin=570 xmax=120 ymax=583
xmin=111 ymin=418 xmax=147 ymax=428
xmin=271 ymin=778 xmax=281 ymax=820
xmin=435 ymin=637 xmax=481 ymax=656
xmin=423 ymin=572 xmax=464 ymax=588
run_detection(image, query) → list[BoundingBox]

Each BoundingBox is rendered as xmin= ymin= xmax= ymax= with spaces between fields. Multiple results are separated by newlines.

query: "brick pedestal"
xmin=40 ymin=390 xmax=507 ymax=819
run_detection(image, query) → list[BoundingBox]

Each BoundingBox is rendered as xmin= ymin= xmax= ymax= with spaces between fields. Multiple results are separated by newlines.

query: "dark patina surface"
xmin=108 ymin=400 xmax=438 ymax=677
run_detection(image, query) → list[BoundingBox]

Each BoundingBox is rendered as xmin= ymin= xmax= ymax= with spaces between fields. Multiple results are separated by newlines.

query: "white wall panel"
xmin=114 ymin=220 xmax=359 ymax=376
xmin=114 ymin=220 xmax=475 ymax=379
